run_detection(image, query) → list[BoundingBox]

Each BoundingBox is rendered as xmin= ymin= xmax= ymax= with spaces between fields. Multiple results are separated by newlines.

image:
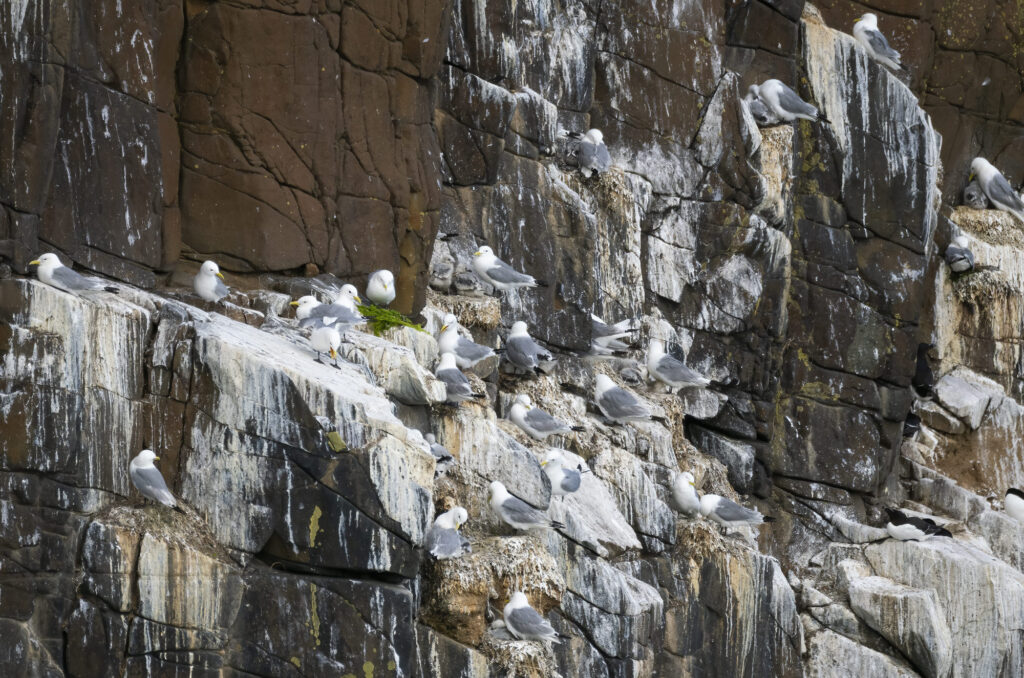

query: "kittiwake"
xmin=594 ymin=373 xmax=661 ymax=424
xmin=884 ymin=508 xmax=951 ymax=541
xmin=647 ymin=338 xmax=711 ymax=393
xmin=541 ymin=450 xmax=584 ymax=500
xmin=424 ymin=507 xmax=471 ymax=560
xmin=505 ymin=321 xmax=553 ymax=374
xmin=672 ymin=471 xmax=701 ymax=518
xmin=310 ymin=325 xmax=342 ymax=367
xmin=439 ymin=314 xmax=495 ymax=369
xmin=436 ymin=352 xmax=482 ymax=404
xmin=1004 ymin=489 xmax=1024 ymax=523
xmin=743 ymin=87 xmax=781 ymax=127
xmin=574 ymin=128 xmax=611 ymax=178
xmin=751 ymin=80 xmax=822 ymax=123
xmin=130 ymin=449 xmax=179 ymax=509
xmin=424 ymin=433 xmax=455 ymax=477
xmin=503 ymin=591 xmax=562 ymax=643
xmin=366 ymin=269 xmax=396 ymax=307
xmin=945 ymin=235 xmax=975 ymax=273
xmin=963 ymin=180 xmax=989 ymax=209
xmin=700 ymin=494 xmax=774 ymax=529
xmin=853 ymin=13 xmax=902 ymax=70
xmin=194 ymin=260 xmax=229 ymax=303
xmin=591 ymin=314 xmax=638 ymax=355
xmin=29 ymin=253 xmax=119 ymax=295
xmin=472 ymin=245 xmax=547 ymax=291
xmin=293 ymin=285 xmax=365 ymax=333
xmin=510 ymin=394 xmax=584 ymax=441
xmin=970 ymin=157 xmax=1024 ymax=223
xmin=487 ymin=481 xmax=564 ymax=531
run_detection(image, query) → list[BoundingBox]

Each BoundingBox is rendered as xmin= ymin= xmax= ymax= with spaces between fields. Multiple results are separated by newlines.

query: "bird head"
xmin=339 ymin=284 xmax=362 ymax=305
xmin=200 ymin=260 xmax=223 ymax=279
xmin=29 ymin=253 xmax=61 ymax=268
xmin=137 ymin=449 xmax=160 ymax=464
xmin=474 ymin=245 xmax=493 ymax=258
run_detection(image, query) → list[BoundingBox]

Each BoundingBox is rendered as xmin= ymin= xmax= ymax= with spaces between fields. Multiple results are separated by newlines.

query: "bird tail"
xmin=571 ymin=425 xmax=585 ymax=432
xmin=104 ymin=286 xmax=120 ymax=294
xmin=577 ymin=464 xmax=591 ymax=474
xmin=535 ymin=279 xmax=549 ymax=288
xmin=533 ymin=367 xmax=545 ymax=375
xmin=550 ymin=520 xmax=565 ymax=530
xmin=173 ymin=504 xmax=185 ymax=514
xmin=762 ymin=516 xmax=776 ymax=523
xmin=933 ymin=528 xmax=952 ymax=538
xmin=472 ymin=392 xmax=486 ymax=400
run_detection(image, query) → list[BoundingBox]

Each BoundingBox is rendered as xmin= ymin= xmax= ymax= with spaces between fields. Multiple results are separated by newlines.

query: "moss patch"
xmin=357 ymin=304 xmax=425 ymax=337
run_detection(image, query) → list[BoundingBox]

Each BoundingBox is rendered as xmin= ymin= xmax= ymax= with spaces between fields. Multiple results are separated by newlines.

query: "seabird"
xmin=574 ymin=129 xmax=611 ymax=178
xmin=29 ymin=253 xmax=119 ymax=295
xmin=193 ymin=260 xmax=229 ymax=303
xmin=944 ymin=235 xmax=975 ymax=273
xmin=647 ymin=338 xmax=711 ymax=393
xmin=699 ymin=494 xmax=774 ymax=529
xmin=509 ymin=394 xmax=584 ymax=441
xmin=853 ymin=13 xmax=902 ymax=70
xmin=429 ymin=250 xmax=456 ymax=292
xmin=310 ymin=325 xmax=342 ymax=367
xmin=590 ymin=314 xmax=638 ymax=355
xmin=424 ymin=433 xmax=455 ymax=477
xmin=471 ymin=245 xmax=547 ymax=292
xmin=750 ymin=80 xmax=823 ymax=123
xmin=502 ymin=591 xmax=562 ymax=643
xmin=1005 ymin=488 xmax=1024 ymax=523
xmin=505 ymin=321 xmax=553 ymax=374
xmin=594 ymin=373 xmax=662 ymax=424
xmin=435 ymin=352 xmax=482 ymax=404
xmin=438 ymin=314 xmax=495 ymax=370
xmin=963 ymin=180 xmax=989 ymax=209
xmin=424 ymin=507 xmax=471 ymax=560
xmin=743 ymin=87 xmax=781 ymax=127
xmin=129 ymin=449 xmax=180 ymax=510
xmin=884 ymin=508 xmax=952 ymax=541
xmin=912 ymin=343 xmax=935 ymax=399
xmin=541 ymin=450 xmax=584 ymax=500
xmin=293 ymin=285 xmax=365 ymax=333
xmin=672 ymin=471 xmax=701 ymax=518
xmin=970 ymin=157 xmax=1024 ymax=223
xmin=366 ymin=269 xmax=396 ymax=307
xmin=487 ymin=481 xmax=564 ymax=531
xmin=902 ymin=411 xmax=921 ymax=439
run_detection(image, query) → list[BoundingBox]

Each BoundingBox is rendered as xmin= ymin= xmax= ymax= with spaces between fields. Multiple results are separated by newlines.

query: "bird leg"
xmin=315 ymin=352 xmax=324 ymax=364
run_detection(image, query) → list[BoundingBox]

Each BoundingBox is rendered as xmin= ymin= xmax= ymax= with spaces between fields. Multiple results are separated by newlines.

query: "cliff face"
xmin=3 ymin=1 xmax=1024 ymax=678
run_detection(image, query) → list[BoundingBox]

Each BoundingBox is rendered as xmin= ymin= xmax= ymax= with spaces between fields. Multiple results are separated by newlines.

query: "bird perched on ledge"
xmin=194 ymin=260 xmax=229 ymax=303
xmin=129 ymin=449 xmax=181 ymax=511
xmin=472 ymin=245 xmax=547 ymax=292
xmin=884 ymin=508 xmax=951 ymax=541
xmin=970 ymin=157 xmax=1024 ymax=224
xmin=503 ymin=591 xmax=563 ymax=643
xmin=853 ymin=13 xmax=902 ymax=70
xmin=366 ymin=269 xmax=396 ymax=307
xmin=29 ymin=253 xmax=119 ymax=295
xmin=509 ymin=394 xmax=584 ymax=441
xmin=750 ymin=79 xmax=823 ymax=123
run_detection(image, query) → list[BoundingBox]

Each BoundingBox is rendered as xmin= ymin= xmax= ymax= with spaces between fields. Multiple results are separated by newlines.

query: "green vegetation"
xmin=357 ymin=304 xmax=425 ymax=337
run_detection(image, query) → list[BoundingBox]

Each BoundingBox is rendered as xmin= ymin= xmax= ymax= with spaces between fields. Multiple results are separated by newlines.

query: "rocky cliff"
xmin=2 ymin=1 xmax=1024 ymax=677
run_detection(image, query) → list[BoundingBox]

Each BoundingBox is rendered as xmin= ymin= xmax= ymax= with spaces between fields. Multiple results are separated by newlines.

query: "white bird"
xmin=472 ymin=245 xmax=546 ymax=292
xmin=700 ymin=494 xmax=774 ymax=529
xmin=743 ymin=87 xmax=781 ymax=127
xmin=423 ymin=433 xmax=455 ymax=477
xmin=129 ymin=449 xmax=178 ymax=509
xmin=647 ymin=338 xmax=712 ymax=393
xmin=594 ymin=374 xmax=660 ymax=424
xmin=853 ymin=13 xmax=901 ymax=70
xmin=310 ymin=325 xmax=342 ymax=367
xmin=944 ymin=235 xmax=975 ymax=273
xmin=438 ymin=314 xmax=495 ymax=369
xmin=884 ymin=508 xmax=951 ymax=541
xmin=541 ymin=450 xmax=584 ymax=500
xmin=1005 ymin=489 xmax=1024 ymax=523
xmin=503 ymin=591 xmax=562 ymax=643
xmin=672 ymin=471 xmax=701 ymax=518
xmin=28 ymin=253 xmax=119 ymax=294
xmin=751 ymin=80 xmax=822 ymax=123
xmin=505 ymin=321 xmax=553 ymax=374
xmin=487 ymin=481 xmax=564 ymax=531
xmin=366 ymin=269 xmax=396 ymax=307
xmin=510 ymin=394 xmax=584 ymax=441
xmin=435 ymin=352 xmax=481 ymax=404
xmin=194 ymin=260 xmax=230 ymax=302
xmin=590 ymin=314 xmax=638 ymax=355
xmin=424 ymin=507 xmax=471 ymax=560
xmin=293 ymin=285 xmax=365 ymax=333
xmin=970 ymin=157 xmax=1024 ymax=223
xmin=575 ymin=129 xmax=611 ymax=178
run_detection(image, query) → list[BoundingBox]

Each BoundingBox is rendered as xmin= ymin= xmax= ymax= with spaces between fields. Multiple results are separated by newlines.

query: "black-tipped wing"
xmin=712 ymin=497 xmax=761 ymax=522
xmin=456 ymin=337 xmax=494 ymax=363
xmin=598 ymin=387 xmax=650 ymax=419
xmin=506 ymin=336 xmax=539 ymax=369
xmin=525 ymin=408 xmax=568 ymax=434
xmin=776 ymin=84 xmax=818 ymax=118
xmin=500 ymin=495 xmax=549 ymax=525
xmin=51 ymin=266 xmax=102 ymax=291
xmin=507 ymin=606 xmax=557 ymax=639
xmin=656 ymin=355 xmax=707 ymax=384
xmin=864 ymin=27 xmax=900 ymax=62
xmin=130 ymin=465 xmax=176 ymax=506
xmin=985 ymin=171 xmax=1024 ymax=211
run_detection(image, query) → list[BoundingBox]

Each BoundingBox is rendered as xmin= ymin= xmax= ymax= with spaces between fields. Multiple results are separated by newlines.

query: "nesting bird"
xmin=574 ymin=128 xmax=611 ymax=178
xmin=129 ymin=449 xmax=179 ymax=510
xmin=671 ymin=471 xmax=701 ymax=518
xmin=438 ymin=313 xmax=495 ymax=370
xmin=969 ymin=157 xmax=1024 ymax=223
xmin=944 ymin=235 xmax=975 ymax=273
xmin=963 ymin=180 xmax=989 ymax=210
xmin=366 ymin=270 xmax=396 ymax=307
xmin=509 ymin=394 xmax=584 ymax=441
xmin=488 ymin=481 xmax=564 ymax=531
xmin=590 ymin=314 xmax=638 ymax=355
xmin=647 ymin=337 xmax=711 ymax=394
xmin=29 ymin=253 xmax=119 ymax=295
xmin=504 ymin=321 xmax=554 ymax=375
xmin=194 ymin=260 xmax=229 ymax=303
xmin=743 ymin=88 xmax=781 ymax=127
xmin=541 ymin=450 xmax=585 ymax=501
xmin=594 ymin=374 xmax=660 ymax=424
xmin=699 ymin=494 xmax=774 ymax=530
xmin=472 ymin=245 xmax=546 ymax=292
xmin=502 ymin=591 xmax=562 ymax=643
xmin=424 ymin=507 xmax=472 ymax=560
xmin=435 ymin=352 xmax=482 ymax=405
xmin=853 ymin=13 xmax=902 ymax=70
xmin=750 ymin=80 xmax=822 ymax=123
xmin=884 ymin=508 xmax=951 ymax=541
xmin=423 ymin=433 xmax=455 ymax=477
xmin=1004 ymin=488 xmax=1024 ymax=524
